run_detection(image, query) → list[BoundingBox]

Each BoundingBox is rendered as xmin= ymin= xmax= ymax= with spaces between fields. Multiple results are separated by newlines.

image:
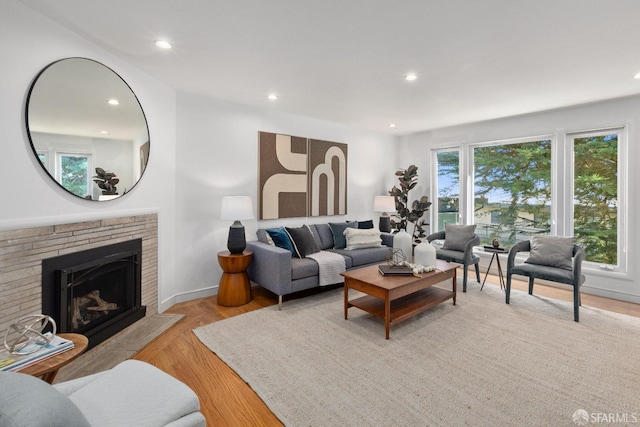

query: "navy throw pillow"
xmin=266 ymin=228 xmax=295 ymax=256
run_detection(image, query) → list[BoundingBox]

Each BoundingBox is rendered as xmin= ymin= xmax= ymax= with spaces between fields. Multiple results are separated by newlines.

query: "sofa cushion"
xmin=311 ymin=224 xmax=335 ymax=250
xmin=331 ymin=246 xmax=391 ymax=267
xmin=0 ymin=371 xmax=91 ymax=427
xmin=305 ymin=224 xmax=324 ymax=249
xmin=512 ymin=262 xmax=582 ymax=285
xmin=291 ymin=257 xmax=320 ymax=280
xmin=266 ymin=228 xmax=295 ymax=256
xmin=285 ymin=225 xmax=320 ymax=258
xmin=443 ymin=223 xmax=477 ymax=251
xmin=256 ymin=229 xmax=275 ymax=245
xmin=343 ymin=227 xmax=382 ymax=250
xmin=329 ymin=221 xmax=357 ymax=249
xmin=525 ymin=235 xmax=576 ymax=270
xmin=436 ymin=248 xmax=480 ymax=264
xmin=256 ymin=228 xmax=269 ymax=244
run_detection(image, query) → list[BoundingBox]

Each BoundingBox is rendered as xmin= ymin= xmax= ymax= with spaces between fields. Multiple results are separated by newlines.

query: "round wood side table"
xmin=19 ymin=333 xmax=88 ymax=384
xmin=217 ymin=250 xmax=253 ymax=306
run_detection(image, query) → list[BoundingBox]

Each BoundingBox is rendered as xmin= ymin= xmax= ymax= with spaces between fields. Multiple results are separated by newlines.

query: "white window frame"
xmin=468 ymin=134 xmax=554 ymax=239
xmin=431 ymin=146 xmax=464 ymax=229
xmin=55 ymin=151 xmax=94 ymax=198
xmin=563 ymin=126 xmax=627 ymax=274
xmin=430 ymin=127 xmax=628 ymax=278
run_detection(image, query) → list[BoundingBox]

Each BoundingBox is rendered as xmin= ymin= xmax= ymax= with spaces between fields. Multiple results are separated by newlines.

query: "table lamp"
xmin=221 ymin=196 xmax=254 ymax=254
xmin=373 ymin=195 xmax=396 ymax=233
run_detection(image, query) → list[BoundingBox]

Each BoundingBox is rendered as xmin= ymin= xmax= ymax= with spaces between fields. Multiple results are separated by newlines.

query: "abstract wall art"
xmin=258 ymin=132 xmax=347 ymax=219
xmin=308 ymin=138 xmax=347 ymax=217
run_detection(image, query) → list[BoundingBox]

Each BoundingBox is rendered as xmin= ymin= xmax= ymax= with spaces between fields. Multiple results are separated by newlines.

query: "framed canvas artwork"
xmin=258 ymin=132 xmax=347 ymax=219
xmin=258 ymin=132 xmax=308 ymax=220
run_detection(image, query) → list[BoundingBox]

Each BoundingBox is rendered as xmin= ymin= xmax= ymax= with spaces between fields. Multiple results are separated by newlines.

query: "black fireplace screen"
xmin=42 ymin=238 xmax=146 ymax=349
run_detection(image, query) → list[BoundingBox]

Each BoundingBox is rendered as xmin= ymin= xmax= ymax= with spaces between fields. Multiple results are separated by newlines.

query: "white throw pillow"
xmin=343 ymin=228 xmax=382 ymax=250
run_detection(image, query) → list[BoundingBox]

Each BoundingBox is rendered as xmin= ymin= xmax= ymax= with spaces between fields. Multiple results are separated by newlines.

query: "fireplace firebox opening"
xmin=42 ymin=238 xmax=146 ymax=349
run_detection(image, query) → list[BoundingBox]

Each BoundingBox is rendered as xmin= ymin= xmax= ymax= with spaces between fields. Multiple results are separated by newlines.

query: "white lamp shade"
xmin=221 ymin=196 xmax=254 ymax=221
xmin=373 ymin=196 xmax=396 ymax=213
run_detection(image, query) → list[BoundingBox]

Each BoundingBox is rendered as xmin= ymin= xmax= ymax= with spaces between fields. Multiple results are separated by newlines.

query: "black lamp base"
xmin=379 ymin=215 xmax=391 ymax=233
xmin=227 ymin=221 xmax=246 ymax=254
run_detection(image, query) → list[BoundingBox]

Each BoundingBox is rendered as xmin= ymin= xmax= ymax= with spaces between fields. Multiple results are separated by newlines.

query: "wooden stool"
xmin=217 ymin=250 xmax=253 ymax=306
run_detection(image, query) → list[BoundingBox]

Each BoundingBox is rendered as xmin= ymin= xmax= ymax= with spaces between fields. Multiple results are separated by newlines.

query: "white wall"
xmin=398 ymin=96 xmax=640 ymax=303
xmin=0 ymin=1 xmax=178 ymax=309
xmin=172 ymin=92 xmax=398 ymax=307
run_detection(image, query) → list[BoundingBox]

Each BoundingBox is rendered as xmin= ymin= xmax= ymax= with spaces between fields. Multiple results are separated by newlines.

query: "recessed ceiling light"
xmin=100 ymin=130 xmax=109 ymax=135
xmin=405 ymin=73 xmax=417 ymax=81
xmin=155 ymin=40 xmax=172 ymax=49
xmin=268 ymin=94 xmax=278 ymax=100
xmin=108 ymin=99 xmax=119 ymax=106
xmin=388 ymin=123 xmax=397 ymax=129
xmin=634 ymin=72 xmax=640 ymax=79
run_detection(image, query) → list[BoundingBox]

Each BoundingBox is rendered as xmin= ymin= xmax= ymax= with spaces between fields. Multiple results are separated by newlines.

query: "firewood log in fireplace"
xmin=72 ymin=290 xmax=119 ymax=330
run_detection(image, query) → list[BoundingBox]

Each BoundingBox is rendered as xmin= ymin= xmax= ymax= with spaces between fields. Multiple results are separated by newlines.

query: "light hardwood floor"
xmin=134 ymin=273 xmax=640 ymax=426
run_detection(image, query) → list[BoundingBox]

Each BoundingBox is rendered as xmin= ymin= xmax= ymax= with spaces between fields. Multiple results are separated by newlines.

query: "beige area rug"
xmin=194 ymin=283 xmax=640 ymax=426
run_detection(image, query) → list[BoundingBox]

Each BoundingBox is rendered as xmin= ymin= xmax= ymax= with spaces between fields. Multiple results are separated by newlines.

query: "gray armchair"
xmin=506 ymin=239 xmax=586 ymax=321
xmin=427 ymin=230 xmax=481 ymax=292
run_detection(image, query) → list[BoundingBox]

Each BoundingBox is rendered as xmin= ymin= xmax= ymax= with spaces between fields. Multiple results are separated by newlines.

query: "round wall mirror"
xmin=26 ymin=57 xmax=149 ymax=201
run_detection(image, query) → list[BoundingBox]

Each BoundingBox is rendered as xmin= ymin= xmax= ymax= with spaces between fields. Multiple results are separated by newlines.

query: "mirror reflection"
xmin=26 ymin=57 xmax=149 ymax=201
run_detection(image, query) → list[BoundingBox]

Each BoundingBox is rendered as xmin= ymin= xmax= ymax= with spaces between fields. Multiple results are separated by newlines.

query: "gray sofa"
xmin=247 ymin=223 xmax=394 ymax=308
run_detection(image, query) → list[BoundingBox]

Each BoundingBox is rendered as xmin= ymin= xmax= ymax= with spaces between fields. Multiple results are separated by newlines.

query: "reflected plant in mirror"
xmin=93 ymin=167 xmax=120 ymax=196
xmin=25 ymin=57 xmax=149 ymax=201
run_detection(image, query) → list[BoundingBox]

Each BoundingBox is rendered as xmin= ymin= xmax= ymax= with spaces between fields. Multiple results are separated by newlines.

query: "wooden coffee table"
xmin=342 ymin=260 xmax=457 ymax=339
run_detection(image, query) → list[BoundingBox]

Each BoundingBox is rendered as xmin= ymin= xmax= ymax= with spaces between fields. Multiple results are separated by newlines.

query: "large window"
xmin=434 ymin=150 xmax=460 ymax=230
xmin=473 ymin=140 xmax=551 ymax=246
xmin=57 ymin=153 xmax=92 ymax=198
xmin=431 ymin=127 xmax=626 ymax=272
xmin=570 ymin=130 xmax=620 ymax=266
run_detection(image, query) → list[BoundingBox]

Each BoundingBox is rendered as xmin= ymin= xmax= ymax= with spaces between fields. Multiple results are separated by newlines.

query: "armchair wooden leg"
xmin=528 ymin=277 xmax=535 ymax=295
xmin=573 ymin=288 xmax=580 ymax=322
xmin=474 ymin=263 xmax=480 ymax=283
xmin=505 ymin=274 xmax=511 ymax=304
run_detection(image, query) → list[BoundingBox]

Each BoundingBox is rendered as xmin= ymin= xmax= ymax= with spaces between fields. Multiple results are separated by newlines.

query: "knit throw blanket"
xmin=306 ymin=251 xmax=346 ymax=286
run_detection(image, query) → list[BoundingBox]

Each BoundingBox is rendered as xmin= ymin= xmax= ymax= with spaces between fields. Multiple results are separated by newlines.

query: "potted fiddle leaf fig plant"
xmin=389 ymin=165 xmax=431 ymax=242
xmin=93 ymin=167 xmax=119 ymax=195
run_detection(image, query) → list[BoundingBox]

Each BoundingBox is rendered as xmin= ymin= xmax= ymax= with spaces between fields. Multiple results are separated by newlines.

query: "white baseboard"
xmin=159 ymin=286 xmax=217 ymax=312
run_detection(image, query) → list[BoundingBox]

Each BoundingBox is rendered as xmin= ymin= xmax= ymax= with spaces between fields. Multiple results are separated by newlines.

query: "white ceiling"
xmin=20 ymin=0 xmax=640 ymax=135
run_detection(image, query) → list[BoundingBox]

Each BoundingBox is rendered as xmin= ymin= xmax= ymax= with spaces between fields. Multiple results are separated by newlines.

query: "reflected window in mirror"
xmin=26 ymin=57 xmax=149 ymax=201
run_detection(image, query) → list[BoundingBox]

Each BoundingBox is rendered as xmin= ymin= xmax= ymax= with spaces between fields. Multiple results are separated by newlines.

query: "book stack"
xmin=378 ymin=264 xmax=414 ymax=276
xmin=0 ymin=333 xmax=74 ymax=372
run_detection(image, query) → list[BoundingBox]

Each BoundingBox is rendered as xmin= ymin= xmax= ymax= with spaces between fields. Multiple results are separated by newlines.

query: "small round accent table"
xmin=217 ymin=250 xmax=253 ymax=307
xmin=481 ymin=247 xmax=509 ymax=291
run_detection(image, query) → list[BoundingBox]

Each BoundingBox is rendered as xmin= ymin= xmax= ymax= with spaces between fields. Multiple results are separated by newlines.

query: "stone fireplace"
xmin=0 ymin=214 xmax=158 ymax=347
